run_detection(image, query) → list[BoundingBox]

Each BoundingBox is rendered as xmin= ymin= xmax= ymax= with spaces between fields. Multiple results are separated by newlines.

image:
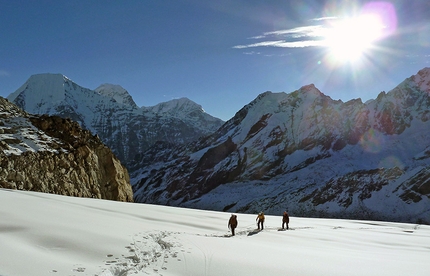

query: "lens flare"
xmin=359 ymin=129 xmax=384 ymax=153
xmin=379 ymin=156 xmax=404 ymax=169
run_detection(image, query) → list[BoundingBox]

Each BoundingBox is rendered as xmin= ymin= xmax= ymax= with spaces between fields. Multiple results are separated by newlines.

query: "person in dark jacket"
xmin=282 ymin=211 xmax=289 ymax=230
xmin=256 ymin=212 xmax=265 ymax=230
xmin=228 ymin=214 xmax=238 ymax=236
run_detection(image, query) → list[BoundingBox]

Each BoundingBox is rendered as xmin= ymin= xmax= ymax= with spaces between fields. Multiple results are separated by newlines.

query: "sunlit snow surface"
xmin=0 ymin=189 xmax=429 ymax=276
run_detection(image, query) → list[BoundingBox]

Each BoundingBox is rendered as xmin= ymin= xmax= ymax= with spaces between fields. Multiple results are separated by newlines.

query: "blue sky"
xmin=1 ymin=0 xmax=429 ymax=121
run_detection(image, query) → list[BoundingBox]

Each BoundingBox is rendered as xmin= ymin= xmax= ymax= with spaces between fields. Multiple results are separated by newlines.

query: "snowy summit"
xmin=95 ymin=84 xmax=138 ymax=108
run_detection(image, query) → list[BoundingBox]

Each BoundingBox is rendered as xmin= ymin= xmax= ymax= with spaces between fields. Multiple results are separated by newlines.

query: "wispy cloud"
xmin=260 ymin=25 xmax=326 ymax=38
xmin=233 ymin=18 xmax=333 ymax=50
xmin=243 ymin=51 xmax=261 ymax=55
xmin=0 ymin=70 xmax=10 ymax=77
xmin=233 ymin=40 xmax=325 ymax=49
xmin=311 ymin=16 xmax=337 ymax=21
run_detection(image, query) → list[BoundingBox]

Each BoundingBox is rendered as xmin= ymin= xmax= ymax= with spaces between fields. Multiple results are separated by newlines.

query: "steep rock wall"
xmin=0 ymin=97 xmax=133 ymax=202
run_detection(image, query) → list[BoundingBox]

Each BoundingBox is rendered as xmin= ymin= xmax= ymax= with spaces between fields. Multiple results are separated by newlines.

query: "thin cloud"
xmin=263 ymin=25 xmax=325 ymax=38
xmin=249 ymin=35 xmax=266 ymax=40
xmin=243 ymin=51 xmax=261 ymax=55
xmin=311 ymin=16 xmax=337 ymax=21
xmin=235 ymin=24 xmax=327 ymax=50
xmin=248 ymin=25 xmax=324 ymax=40
xmin=0 ymin=70 xmax=10 ymax=77
xmin=234 ymin=40 xmax=326 ymax=49
xmin=234 ymin=17 xmax=342 ymax=50
xmin=233 ymin=40 xmax=286 ymax=49
xmin=236 ymin=14 xmax=390 ymax=52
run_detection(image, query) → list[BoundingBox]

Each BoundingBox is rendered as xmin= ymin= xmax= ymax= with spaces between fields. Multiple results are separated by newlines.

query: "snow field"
xmin=0 ymin=189 xmax=429 ymax=276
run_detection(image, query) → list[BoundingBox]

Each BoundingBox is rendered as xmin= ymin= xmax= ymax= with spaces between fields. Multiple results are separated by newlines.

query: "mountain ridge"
xmin=7 ymin=73 xmax=224 ymax=169
xmin=130 ymin=67 xmax=430 ymax=224
xmin=6 ymin=68 xmax=430 ymax=224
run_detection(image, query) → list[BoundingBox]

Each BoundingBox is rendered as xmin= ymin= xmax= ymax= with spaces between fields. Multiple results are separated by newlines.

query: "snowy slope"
xmin=0 ymin=96 xmax=64 ymax=155
xmin=131 ymin=68 xmax=430 ymax=224
xmin=0 ymin=189 xmax=429 ymax=276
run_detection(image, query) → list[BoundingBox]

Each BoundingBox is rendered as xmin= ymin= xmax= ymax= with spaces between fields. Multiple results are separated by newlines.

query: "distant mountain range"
xmin=7 ymin=73 xmax=224 ymax=170
xmin=7 ymin=68 xmax=430 ymax=224
xmin=129 ymin=68 xmax=430 ymax=224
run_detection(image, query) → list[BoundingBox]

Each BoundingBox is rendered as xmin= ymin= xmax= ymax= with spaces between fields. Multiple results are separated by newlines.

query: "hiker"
xmin=228 ymin=214 xmax=238 ymax=236
xmin=256 ymin=212 xmax=265 ymax=230
xmin=282 ymin=211 xmax=289 ymax=230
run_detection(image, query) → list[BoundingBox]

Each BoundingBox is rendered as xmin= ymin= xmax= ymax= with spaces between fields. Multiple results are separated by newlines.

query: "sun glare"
xmin=325 ymin=14 xmax=384 ymax=63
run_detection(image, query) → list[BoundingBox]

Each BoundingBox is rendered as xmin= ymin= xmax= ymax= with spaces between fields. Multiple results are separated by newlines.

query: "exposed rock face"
xmin=0 ymin=97 xmax=133 ymax=202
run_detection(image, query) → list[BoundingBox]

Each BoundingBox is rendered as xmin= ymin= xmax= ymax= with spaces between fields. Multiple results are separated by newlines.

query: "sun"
xmin=324 ymin=14 xmax=384 ymax=63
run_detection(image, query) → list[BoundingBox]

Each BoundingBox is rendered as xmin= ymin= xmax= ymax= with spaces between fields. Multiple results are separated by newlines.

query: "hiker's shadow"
xmin=247 ymin=229 xmax=261 ymax=236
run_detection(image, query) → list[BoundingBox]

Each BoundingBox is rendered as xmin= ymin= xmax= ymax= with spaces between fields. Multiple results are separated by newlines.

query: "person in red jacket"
xmin=228 ymin=214 xmax=238 ymax=236
xmin=282 ymin=211 xmax=289 ymax=230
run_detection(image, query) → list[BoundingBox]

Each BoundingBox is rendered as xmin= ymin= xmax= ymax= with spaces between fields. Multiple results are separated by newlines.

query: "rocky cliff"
xmin=0 ymin=97 xmax=133 ymax=202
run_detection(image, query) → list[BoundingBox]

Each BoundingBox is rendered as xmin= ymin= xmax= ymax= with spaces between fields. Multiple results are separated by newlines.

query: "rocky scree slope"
xmin=0 ymin=97 xmax=133 ymax=201
xmin=131 ymin=68 xmax=430 ymax=224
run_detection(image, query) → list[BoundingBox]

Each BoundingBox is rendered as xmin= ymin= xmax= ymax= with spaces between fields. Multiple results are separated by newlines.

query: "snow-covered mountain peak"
xmin=7 ymin=73 xmax=68 ymax=105
xmin=369 ymin=67 xmax=430 ymax=109
xmin=297 ymin=83 xmax=327 ymax=100
xmin=95 ymin=84 xmax=137 ymax=108
xmin=147 ymin=97 xmax=204 ymax=116
xmin=223 ymin=87 xmax=332 ymax=141
xmin=300 ymin=83 xmax=317 ymax=91
xmin=141 ymin=97 xmax=223 ymax=134
xmin=412 ymin=67 xmax=430 ymax=93
xmin=26 ymin=73 xmax=68 ymax=88
xmin=6 ymin=73 xmax=108 ymax=118
xmin=245 ymin=91 xmax=288 ymax=107
xmin=227 ymin=91 xmax=286 ymax=125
